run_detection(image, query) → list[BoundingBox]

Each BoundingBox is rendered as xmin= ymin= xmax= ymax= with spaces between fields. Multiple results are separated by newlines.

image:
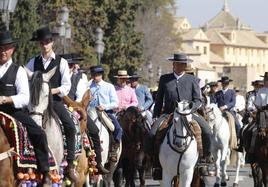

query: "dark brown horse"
xmin=116 ymin=106 xmax=150 ymax=187
xmin=0 ymin=122 xmax=14 ymax=187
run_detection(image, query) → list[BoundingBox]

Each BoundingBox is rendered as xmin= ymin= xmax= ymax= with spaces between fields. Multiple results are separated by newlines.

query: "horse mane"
xmin=30 ymin=71 xmax=56 ymax=121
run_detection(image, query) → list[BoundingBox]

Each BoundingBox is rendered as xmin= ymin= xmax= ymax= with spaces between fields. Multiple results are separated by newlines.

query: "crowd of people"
xmin=0 ymin=26 xmax=268 ymax=186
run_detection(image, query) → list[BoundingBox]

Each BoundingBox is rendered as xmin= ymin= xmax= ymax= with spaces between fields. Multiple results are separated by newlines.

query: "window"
xmin=196 ymin=46 xmax=199 ymax=51
xmin=204 ymin=46 xmax=207 ymax=54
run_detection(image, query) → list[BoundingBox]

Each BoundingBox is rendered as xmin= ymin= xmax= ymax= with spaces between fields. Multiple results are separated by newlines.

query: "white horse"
xmin=159 ymin=101 xmax=199 ymax=187
xmin=87 ymin=108 xmax=121 ymax=187
xmin=25 ymin=67 xmax=64 ymax=170
xmin=206 ymin=103 xmax=243 ymax=187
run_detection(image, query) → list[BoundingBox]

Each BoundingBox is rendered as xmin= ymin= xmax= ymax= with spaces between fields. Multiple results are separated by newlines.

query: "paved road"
xmin=137 ymin=164 xmax=254 ymax=187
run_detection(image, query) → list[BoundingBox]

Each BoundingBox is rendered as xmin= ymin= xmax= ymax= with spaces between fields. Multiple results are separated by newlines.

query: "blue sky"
xmin=175 ymin=0 xmax=268 ymax=32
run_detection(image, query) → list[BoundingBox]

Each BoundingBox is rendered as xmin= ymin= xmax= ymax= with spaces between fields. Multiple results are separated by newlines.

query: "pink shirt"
xmin=115 ymin=85 xmax=138 ymax=110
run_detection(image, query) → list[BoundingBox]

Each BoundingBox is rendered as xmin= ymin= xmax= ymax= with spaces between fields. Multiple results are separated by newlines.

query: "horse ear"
xmin=23 ymin=66 xmax=34 ymax=80
xmin=81 ymin=89 xmax=91 ymax=108
xmin=43 ymin=67 xmax=57 ymax=82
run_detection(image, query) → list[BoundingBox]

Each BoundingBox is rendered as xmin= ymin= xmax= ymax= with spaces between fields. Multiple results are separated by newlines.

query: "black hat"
xmin=218 ymin=76 xmax=233 ymax=83
xmin=0 ymin=31 xmax=18 ymax=46
xmin=252 ymin=80 xmax=263 ymax=86
xmin=207 ymin=81 xmax=218 ymax=87
xmin=59 ymin=53 xmax=83 ymax=64
xmin=167 ymin=53 xmax=193 ymax=63
xmin=30 ymin=27 xmax=59 ymax=41
xmin=260 ymin=72 xmax=268 ymax=78
xmin=129 ymin=72 xmax=141 ymax=79
xmin=90 ymin=65 xmax=104 ymax=74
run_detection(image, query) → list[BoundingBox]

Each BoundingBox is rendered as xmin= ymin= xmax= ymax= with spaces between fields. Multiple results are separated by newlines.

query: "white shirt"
xmin=235 ymin=94 xmax=245 ymax=112
xmin=26 ymin=52 xmax=71 ymax=97
xmin=0 ymin=59 xmax=29 ymax=108
xmin=71 ymin=72 xmax=88 ymax=102
xmin=255 ymin=87 xmax=268 ymax=107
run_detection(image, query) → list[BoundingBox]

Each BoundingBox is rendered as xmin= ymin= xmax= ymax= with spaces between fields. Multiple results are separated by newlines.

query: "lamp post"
xmin=0 ymin=0 xmax=18 ymax=30
xmin=157 ymin=65 xmax=162 ymax=79
xmin=147 ymin=61 xmax=153 ymax=87
xmin=56 ymin=6 xmax=71 ymax=54
xmin=95 ymin=27 xmax=105 ymax=64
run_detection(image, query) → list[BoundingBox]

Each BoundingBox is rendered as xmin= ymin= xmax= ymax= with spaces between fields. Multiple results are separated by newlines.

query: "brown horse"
xmin=0 ymin=124 xmax=15 ymax=187
xmin=63 ymin=89 xmax=93 ymax=187
xmin=116 ymin=106 xmax=150 ymax=187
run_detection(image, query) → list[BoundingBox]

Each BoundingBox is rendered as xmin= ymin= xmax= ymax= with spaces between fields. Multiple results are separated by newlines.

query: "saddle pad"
xmin=0 ymin=111 xmax=57 ymax=170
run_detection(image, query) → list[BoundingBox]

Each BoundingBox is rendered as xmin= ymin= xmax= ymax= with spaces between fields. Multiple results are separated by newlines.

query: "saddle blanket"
xmin=0 ymin=111 xmax=57 ymax=170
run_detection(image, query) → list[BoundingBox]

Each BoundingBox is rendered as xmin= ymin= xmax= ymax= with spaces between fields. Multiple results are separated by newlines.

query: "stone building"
xmin=175 ymin=0 xmax=268 ymax=91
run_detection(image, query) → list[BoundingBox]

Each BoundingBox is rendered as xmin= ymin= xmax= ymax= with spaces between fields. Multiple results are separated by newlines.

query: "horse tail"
xmin=225 ymin=111 xmax=237 ymax=149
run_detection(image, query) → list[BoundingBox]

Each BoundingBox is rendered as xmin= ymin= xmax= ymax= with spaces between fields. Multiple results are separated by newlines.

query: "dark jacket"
xmin=215 ymin=89 xmax=236 ymax=110
xmin=153 ymin=73 xmax=202 ymax=118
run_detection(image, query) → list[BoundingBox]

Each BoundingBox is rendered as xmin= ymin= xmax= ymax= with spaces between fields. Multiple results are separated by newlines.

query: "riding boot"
xmin=41 ymin=172 xmax=51 ymax=186
xmin=66 ymin=161 xmax=79 ymax=183
xmin=110 ymin=142 xmax=120 ymax=162
xmin=95 ymin=147 xmax=110 ymax=174
xmin=234 ymin=129 xmax=244 ymax=152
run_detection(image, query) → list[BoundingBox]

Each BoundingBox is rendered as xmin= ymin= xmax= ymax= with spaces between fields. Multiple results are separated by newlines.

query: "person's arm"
xmin=25 ymin=57 xmax=35 ymax=72
xmin=102 ymin=84 xmax=119 ymax=110
xmin=153 ymin=76 xmax=164 ymax=118
xmin=75 ymin=75 xmax=88 ymax=102
xmin=52 ymin=58 xmax=71 ymax=97
xmin=143 ymin=86 xmax=154 ymax=111
xmin=0 ymin=67 xmax=30 ymax=108
xmin=226 ymin=90 xmax=236 ymax=109
xmin=191 ymin=78 xmax=202 ymax=112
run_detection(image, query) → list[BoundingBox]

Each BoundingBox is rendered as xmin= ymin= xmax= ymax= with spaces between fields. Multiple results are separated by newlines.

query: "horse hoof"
xmin=233 ymin=183 xmax=239 ymax=187
xmin=214 ymin=183 xmax=220 ymax=187
xmin=221 ymin=182 xmax=227 ymax=186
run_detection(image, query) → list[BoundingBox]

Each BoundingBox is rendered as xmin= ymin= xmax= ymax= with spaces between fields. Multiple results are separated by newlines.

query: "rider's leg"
xmin=230 ymin=110 xmax=241 ymax=137
xmin=86 ymin=116 xmax=109 ymax=174
xmin=53 ymin=101 xmax=78 ymax=182
xmin=12 ymin=110 xmax=51 ymax=185
xmin=106 ymin=111 xmax=122 ymax=162
xmin=192 ymin=114 xmax=214 ymax=162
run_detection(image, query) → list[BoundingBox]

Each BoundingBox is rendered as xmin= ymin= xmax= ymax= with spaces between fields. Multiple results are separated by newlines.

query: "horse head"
xmin=205 ymin=103 xmax=222 ymax=129
xmin=63 ymin=89 xmax=93 ymax=133
xmin=25 ymin=67 xmax=56 ymax=127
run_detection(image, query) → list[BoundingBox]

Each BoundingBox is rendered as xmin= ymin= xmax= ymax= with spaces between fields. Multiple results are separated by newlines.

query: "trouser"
xmin=229 ymin=110 xmax=241 ymax=136
xmin=86 ymin=116 xmax=102 ymax=165
xmin=53 ymin=101 xmax=76 ymax=162
xmin=106 ymin=110 xmax=122 ymax=143
xmin=12 ymin=110 xmax=49 ymax=173
xmin=192 ymin=113 xmax=213 ymax=155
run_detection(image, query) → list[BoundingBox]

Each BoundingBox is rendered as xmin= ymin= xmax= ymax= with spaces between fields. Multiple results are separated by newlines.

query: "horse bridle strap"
xmin=0 ymin=147 xmax=18 ymax=161
xmin=29 ymin=111 xmax=44 ymax=116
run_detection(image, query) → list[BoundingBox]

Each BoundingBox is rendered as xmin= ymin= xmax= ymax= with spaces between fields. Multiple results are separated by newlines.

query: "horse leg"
xmin=179 ymin=167 xmax=195 ymax=187
xmin=160 ymin=171 xmax=173 ymax=187
xmin=137 ymin=166 xmax=145 ymax=187
xmin=220 ymin=147 xmax=229 ymax=186
xmin=113 ymin=166 xmax=124 ymax=187
xmin=233 ymin=152 xmax=242 ymax=186
xmin=251 ymin=163 xmax=263 ymax=187
xmin=214 ymin=149 xmax=221 ymax=187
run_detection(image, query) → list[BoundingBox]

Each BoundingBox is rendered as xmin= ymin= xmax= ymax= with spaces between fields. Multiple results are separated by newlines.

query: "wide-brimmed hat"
xmin=0 ymin=31 xmax=18 ymax=46
xmin=90 ymin=65 xmax=104 ymax=74
xmin=30 ymin=27 xmax=59 ymax=41
xmin=129 ymin=72 xmax=141 ymax=80
xmin=260 ymin=72 xmax=268 ymax=78
xmin=252 ymin=80 xmax=263 ymax=86
xmin=114 ymin=70 xmax=131 ymax=78
xmin=60 ymin=53 xmax=83 ymax=64
xmin=167 ymin=53 xmax=193 ymax=63
xmin=218 ymin=76 xmax=233 ymax=83
xmin=207 ymin=81 xmax=218 ymax=87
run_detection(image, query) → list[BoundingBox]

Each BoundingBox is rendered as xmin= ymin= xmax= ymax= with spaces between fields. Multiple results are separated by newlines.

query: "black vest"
xmin=0 ymin=63 xmax=20 ymax=113
xmin=68 ymin=72 xmax=82 ymax=101
xmin=34 ymin=55 xmax=62 ymax=101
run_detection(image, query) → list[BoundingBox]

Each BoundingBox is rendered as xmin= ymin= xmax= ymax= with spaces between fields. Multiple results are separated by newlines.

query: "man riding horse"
xmin=0 ymin=31 xmax=51 ymax=185
xmin=151 ymin=53 xmax=214 ymax=180
xmin=26 ymin=27 xmax=79 ymax=182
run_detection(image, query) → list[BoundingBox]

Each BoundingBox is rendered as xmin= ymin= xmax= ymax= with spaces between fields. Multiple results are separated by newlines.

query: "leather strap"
xmin=0 ymin=147 xmax=18 ymax=161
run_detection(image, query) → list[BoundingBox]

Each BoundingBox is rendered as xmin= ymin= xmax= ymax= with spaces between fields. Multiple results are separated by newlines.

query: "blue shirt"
xmin=89 ymin=80 xmax=118 ymax=110
xmin=134 ymin=84 xmax=153 ymax=111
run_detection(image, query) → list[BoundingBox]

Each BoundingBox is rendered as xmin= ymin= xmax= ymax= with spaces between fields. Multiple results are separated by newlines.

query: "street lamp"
xmin=56 ymin=6 xmax=71 ymax=54
xmin=95 ymin=27 xmax=105 ymax=64
xmin=0 ymin=0 xmax=18 ymax=30
xmin=147 ymin=61 xmax=153 ymax=87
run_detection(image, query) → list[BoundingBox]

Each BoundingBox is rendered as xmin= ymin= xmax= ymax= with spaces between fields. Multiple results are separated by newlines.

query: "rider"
xmin=114 ymin=70 xmax=138 ymax=111
xmin=88 ymin=65 xmax=122 ymax=162
xmin=26 ymin=27 xmax=79 ymax=182
xmin=152 ymin=53 xmax=214 ymax=180
xmin=129 ymin=72 xmax=153 ymax=125
xmin=62 ymin=54 xmax=110 ymax=174
xmin=215 ymin=76 xmax=241 ymax=137
xmin=0 ymin=31 xmax=51 ymax=185
xmin=235 ymin=80 xmax=263 ymax=152
xmin=207 ymin=81 xmax=219 ymax=104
